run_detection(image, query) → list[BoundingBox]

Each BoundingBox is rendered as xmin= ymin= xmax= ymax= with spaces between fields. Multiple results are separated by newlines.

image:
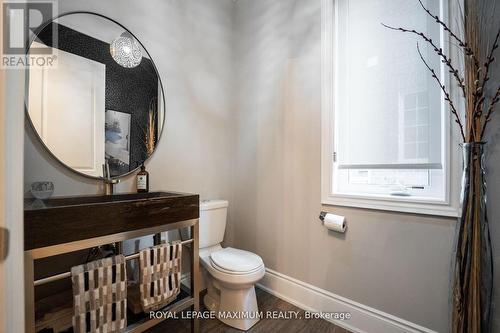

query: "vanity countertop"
xmin=24 ymin=191 xmax=199 ymax=251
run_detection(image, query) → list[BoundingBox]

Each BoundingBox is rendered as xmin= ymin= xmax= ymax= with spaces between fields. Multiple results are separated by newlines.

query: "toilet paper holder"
xmin=319 ymin=211 xmax=328 ymax=221
xmin=318 ymin=211 xmax=347 ymax=233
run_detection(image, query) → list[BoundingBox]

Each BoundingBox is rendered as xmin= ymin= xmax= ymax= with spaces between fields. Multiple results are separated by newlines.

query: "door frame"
xmin=0 ymin=4 xmax=26 ymax=330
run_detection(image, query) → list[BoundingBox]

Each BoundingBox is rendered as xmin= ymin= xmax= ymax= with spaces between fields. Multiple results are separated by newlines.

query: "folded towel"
xmin=139 ymin=241 xmax=182 ymax=311
xmin=71 ymin=255 xmax=127 ymax=333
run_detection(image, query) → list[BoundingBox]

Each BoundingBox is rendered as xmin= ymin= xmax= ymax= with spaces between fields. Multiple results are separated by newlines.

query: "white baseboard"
xmin=257 ymin=268 xmax=438 ymax=333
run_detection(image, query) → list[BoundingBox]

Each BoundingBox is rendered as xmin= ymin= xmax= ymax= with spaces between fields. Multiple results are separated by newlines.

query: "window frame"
xmin=320 ymin=0 xmax=461 ymax=217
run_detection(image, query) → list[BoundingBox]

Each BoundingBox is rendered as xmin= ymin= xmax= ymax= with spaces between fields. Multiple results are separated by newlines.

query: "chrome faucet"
xmin=102 ymin=162 xmax=120 ymax=195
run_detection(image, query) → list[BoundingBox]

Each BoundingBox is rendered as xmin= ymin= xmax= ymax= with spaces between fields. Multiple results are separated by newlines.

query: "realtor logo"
xmin=2 ymin=1 xmax=57 ymax=68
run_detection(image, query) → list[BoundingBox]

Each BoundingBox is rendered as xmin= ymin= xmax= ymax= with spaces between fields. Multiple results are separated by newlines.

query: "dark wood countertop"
xmin=24 ymin=191 xmax=199 ymax=251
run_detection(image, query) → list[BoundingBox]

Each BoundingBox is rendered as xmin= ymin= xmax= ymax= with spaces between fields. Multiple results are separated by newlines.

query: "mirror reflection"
xmin=27 ymin=13 xmax=165 ymax=179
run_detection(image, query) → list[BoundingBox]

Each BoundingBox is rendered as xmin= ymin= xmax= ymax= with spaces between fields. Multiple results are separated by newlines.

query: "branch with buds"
xmin=384 ymin=1 xmax=500 ymax=142
xmin=382 ymin=23 xmax=467 ymax=99
xmin=416 ymin=43 xmax=466 ymax=141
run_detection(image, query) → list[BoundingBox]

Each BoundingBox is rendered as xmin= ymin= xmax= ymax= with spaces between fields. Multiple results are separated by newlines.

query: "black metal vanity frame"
xmin=24 ymin=192 xmax=201 ymax=333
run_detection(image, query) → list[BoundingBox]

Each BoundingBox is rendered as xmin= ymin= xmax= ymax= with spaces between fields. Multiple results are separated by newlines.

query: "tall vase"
xmin=451 ymin=142 xmax=493 ymax=333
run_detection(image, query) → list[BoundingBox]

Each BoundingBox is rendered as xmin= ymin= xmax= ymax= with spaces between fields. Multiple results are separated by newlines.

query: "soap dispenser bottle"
xmin=136 ymin=164 xmax=149 ymax=193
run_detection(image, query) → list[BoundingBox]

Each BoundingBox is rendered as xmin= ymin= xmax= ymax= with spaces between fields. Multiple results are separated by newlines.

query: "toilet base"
xmin=203 ymin=279 xmax=261 ymax=331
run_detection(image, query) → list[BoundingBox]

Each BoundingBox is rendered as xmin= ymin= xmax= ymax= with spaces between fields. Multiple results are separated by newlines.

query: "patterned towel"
xmin=71 ymin=255 xmax=127 ymax=333
xmin=139 ymin=241 xmax=182 ymax=311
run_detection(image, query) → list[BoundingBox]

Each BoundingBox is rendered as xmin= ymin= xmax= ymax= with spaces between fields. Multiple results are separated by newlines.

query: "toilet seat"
xmin=201 ymin=254 xmax=265 ymax=287
xmin=210 ymin=247 xmax=263 ymax=274
xmin=211 ymin=260 xmax=263 ymax=275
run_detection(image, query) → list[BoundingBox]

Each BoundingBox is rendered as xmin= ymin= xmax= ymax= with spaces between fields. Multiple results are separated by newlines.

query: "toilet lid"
xmin=210 ymin=247 xmax=263 ymax=273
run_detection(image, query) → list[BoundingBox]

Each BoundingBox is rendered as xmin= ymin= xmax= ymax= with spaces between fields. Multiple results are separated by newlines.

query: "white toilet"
xmin=198 ymin=200 xmax=265 ymax=331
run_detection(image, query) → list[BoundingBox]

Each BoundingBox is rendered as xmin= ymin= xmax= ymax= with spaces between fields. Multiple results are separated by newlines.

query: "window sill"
xmin=322 ymin=194 xmax=459 ymax=217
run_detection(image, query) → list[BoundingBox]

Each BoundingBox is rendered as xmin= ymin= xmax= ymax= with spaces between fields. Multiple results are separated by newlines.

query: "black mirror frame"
xmin=24 ymin=11 xmax=166 ymax=181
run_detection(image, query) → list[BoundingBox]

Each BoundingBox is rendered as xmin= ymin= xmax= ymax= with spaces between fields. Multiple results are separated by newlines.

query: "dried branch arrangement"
xmin=384 ymin=2 xmax=499 ymax=332
xmin=145 ymin=108 xmax=155 ymax=156
xmin=140 ymin=98 xmax=158 ymax=157
xmin=383 ymin=0 xmax=500 ymax=143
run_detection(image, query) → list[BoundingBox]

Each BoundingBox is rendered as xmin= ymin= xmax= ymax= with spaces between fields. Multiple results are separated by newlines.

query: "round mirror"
xmin=26 ymin=12 xmax=165 ymax=179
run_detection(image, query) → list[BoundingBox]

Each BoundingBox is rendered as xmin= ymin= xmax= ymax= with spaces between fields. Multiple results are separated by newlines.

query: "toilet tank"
xmin=199 ymin=200 xmax=228 ymax=249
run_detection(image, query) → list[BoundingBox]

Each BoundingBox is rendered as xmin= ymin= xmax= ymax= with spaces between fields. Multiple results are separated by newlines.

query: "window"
xmin=321 ymin=0 xmax=460 ymax=216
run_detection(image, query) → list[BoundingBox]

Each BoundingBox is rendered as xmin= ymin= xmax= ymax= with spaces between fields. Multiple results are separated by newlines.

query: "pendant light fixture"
xmin=110 ymin=32 xmax=142 ymax=68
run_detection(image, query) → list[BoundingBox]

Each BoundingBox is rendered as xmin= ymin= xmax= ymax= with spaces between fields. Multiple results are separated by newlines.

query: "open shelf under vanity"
xmin=25 ymin=192 xmax=201 ymax=333
xmin=35 ymin=287 xmax=193 ymax=333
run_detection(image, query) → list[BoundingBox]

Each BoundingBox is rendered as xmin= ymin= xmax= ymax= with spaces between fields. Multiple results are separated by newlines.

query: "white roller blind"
xmin=335 ymin=0 xmax=443 ymax=169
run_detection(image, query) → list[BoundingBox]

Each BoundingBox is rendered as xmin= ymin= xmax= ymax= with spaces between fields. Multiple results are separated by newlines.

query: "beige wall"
xmin=24 ymin=0 xmax=236 ymax=290
xmin=25 ymin=0 xmax=235 ymax=202
xmin=24 ymin=0 xmax=237 ymax=248
xmin=231 ymin=0 xmax=499 ymax=332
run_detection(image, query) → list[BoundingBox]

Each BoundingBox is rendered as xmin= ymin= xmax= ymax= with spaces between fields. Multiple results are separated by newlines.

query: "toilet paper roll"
xmin=323 ymin=213 xmax=346 ymax=233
